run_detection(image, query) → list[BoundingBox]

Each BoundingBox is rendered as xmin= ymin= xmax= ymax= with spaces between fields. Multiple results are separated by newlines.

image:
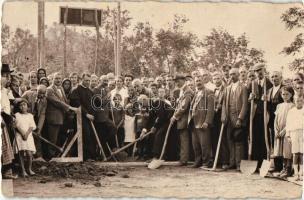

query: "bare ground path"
xmin=8 ymin=165 xmax=302 ymax=199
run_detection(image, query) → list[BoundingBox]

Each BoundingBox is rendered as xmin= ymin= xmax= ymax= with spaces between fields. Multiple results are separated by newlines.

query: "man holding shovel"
xmin=137 ymin=95 xmax=174 ymax=160
xmin=249 ymin=64 xmax=272 ymax=169
xmin=221 ymin=68 xmax=248 ymax=171
xmin=170 ymin=74 xmax=194 ymax=166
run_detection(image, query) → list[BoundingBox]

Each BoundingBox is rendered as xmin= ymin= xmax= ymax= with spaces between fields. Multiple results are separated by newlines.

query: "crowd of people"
xmin=1 ymin=63 xmax=304 ymax=181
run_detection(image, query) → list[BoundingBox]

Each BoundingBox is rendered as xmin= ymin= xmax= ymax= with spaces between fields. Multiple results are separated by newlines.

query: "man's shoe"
xmin=222 ymin=164 xmax=229 ymax=170
xmin=3 ymin=174 xmax=18 ymax=179
xmin=177 ymin=161 xmax=188 ymax=166
xmin=189 ymin=162 xmax=202 ymax=168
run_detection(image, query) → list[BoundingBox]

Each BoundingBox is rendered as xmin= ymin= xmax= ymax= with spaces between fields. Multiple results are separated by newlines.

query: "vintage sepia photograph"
xmin=1 ymin=0 xmax=303 ymax=198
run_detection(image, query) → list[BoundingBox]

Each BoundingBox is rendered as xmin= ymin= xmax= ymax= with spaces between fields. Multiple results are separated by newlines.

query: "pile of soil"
xmin=32 ymin=161 xmax=120 ymax=183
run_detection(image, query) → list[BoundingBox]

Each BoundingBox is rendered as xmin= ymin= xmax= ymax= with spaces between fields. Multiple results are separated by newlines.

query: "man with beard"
xmin=188 ymin=75 xmax=215 ymax=168
xmin=170 ymin=74 xmax=194 ymax=166
xmin=221 ymin=68 xmax=248 ymax=171
xmin=249 ymin=64 xmax=273 ymax=169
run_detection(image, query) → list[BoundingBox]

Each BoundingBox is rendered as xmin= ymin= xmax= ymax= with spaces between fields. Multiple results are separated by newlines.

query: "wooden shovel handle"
xmin=32 ymin=131 xmax=63 ymax=153
xmin=90 ymin=121 xmax=107 ymax=161
xmin=248 ymin=81 xmax=254 ymax=160
xmin=263 ymin=77 xmax=270 ymax=160
xmin=212 ymin=123 xmax=225 ymax=170
xmin=159 ymin=121 xmax=174 ymax=160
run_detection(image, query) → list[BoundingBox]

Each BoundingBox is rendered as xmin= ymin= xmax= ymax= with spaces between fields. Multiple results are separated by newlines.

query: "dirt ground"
xmin=8 ymin=162 xmax=302 ymax=199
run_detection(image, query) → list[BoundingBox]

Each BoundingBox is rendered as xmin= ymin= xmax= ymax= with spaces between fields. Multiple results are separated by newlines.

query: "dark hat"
xmin=1 ymin=64 xmax=14 ymax=74
xmin=174 ymin=74 xmax=186 ymax=81
xmin=253 ymin=64 xmax=265 ymax=71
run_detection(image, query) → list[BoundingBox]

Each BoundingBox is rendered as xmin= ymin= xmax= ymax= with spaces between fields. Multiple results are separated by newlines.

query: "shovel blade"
xmin=147 ymin=159 xmax=164 ymax=169
xmin=240 ymin=160 xmax=258 ymax=175
xmin=260 ymin=159 xmax=271 ymax=177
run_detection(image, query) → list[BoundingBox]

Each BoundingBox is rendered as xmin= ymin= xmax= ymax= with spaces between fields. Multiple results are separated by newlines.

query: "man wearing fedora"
xmin=1 ymin=64 xmax=18 ymax=179
xmin=170 ymin=74 xmax=194 ymax=166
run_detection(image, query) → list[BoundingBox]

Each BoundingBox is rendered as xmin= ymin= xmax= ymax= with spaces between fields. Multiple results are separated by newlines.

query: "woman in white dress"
xmin=14 ymin=99 xmax=36 ymax=177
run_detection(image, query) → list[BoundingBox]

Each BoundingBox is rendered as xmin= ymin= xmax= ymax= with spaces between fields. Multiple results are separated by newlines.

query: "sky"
xmin=2 ymin=1 xmax=303 ymax=77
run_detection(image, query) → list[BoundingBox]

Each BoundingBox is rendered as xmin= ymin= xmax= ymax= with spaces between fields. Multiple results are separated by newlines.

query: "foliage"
xmin=281 ymin=7 xmax=304 ymax=71
xmin=199 ymin=28 xmax=265 ymax=70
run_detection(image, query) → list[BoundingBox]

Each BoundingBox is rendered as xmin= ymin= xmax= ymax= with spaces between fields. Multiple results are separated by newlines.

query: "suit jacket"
xmin=173 ymin=85 xmax=194 ymax=129
xmin=214 ymin=84 xmax=225 ymax=113
xmin=46 ymin=85 xmax=69 ymax=125
xmin=267 ymin=84 xmax=284 ymax=129
xmin=248 ymin=78 xmax=273 ymax=116
xmin=93 ymin=85 xmax=112 ymax=123
xmin=221 ymin=82 xmax=248 ymax=126
xmin=188 ymin=88 xmax=215 ymax=129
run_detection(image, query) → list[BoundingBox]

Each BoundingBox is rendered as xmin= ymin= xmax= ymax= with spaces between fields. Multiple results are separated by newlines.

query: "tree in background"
xmin=2 ymin=25 xmax=37 ymax=72
xmin=199 ymin=28 xmax=265 ymax=71
xmin=281 ymin=7 xmax=304 ymax=71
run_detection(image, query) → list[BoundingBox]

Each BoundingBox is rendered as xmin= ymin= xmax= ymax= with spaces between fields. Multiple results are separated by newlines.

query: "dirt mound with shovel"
xmin=32 ymin=161 xmax=121 ymax=183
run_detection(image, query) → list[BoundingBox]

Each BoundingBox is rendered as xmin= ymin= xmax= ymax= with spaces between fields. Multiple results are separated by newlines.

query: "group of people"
xmin=1 ymin=62 xmax=304 ymax=181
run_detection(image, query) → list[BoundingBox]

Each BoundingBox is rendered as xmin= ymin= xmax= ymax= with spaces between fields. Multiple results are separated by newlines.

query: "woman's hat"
xmin=1 ymin=64 xmax=14 ymax=74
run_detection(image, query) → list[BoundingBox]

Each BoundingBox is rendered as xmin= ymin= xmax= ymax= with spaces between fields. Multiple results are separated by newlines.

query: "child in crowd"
xmin=273 ymin=86 xmax=294 ymax=178
xmin=286 ymin=94 xmax=304 ymax=181
xmin=14 ymin=99 xmax=36 ymax=177
xmin=111 ymin=93 xmax=125 ymax=148
xmin=158 ymin=88 xmax=171 ymax=106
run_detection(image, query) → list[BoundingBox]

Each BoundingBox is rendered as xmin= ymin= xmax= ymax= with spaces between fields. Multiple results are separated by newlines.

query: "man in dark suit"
xmin=70 ymin=73 xmax=97 ymax=160
xmin=188 ymin=75 xmax=215 ymax=168
xmin=211 ymin=71 xmax=229 ymax=169
xmin=170 ymin=74 xmax=194 ymax=166
xmin=221 ymin=68 xmax=248 ymax=171
xmin=92 ymin=79 xmax=116 ymax=154
xmin=267 ymin=70 xmax=284 ymax=171
xmin=46 ymin=72 xmax=77 ymax=158
xmin=248 ymin=64 xmax=273 ymax=168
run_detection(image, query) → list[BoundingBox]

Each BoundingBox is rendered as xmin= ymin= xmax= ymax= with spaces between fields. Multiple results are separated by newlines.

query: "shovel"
xmin=107 ymin=130 xmax=153 ymax=160
xmin=201 ymin=123 xmax=225 ymax=171
xmin=32 ymin=131 xmax=64 ymax=153
xmin=260 ymin=77 xmax=271 ymax=177
xmin=147 ymin=120 xmax=174 ymax=170
xmin=90 ymin=121 xmax=107 ymax=161
xmin=240 ymin=80 xmax=258 ymax=175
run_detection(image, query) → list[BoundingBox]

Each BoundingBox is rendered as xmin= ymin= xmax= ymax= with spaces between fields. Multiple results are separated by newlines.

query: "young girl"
xmin=286 ymin=94 xmax=304 ymax=181
xmin=14 ymin=99 xmax=36 ymax=177
xmin=273 ymin=86 xmax=294 ymax=178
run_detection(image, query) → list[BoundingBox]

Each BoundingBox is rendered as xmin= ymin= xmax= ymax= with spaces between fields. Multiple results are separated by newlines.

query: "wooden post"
xmin=116 ymin=2 xmax=121 ymax=77
xmin=37 ymin=1 xmax=45 ymax=68
xmin=113 ymin=11 xmax=118 ymax=76
xmin=63 ymin=6 xmax=68 ymax=76
xmin=94 ymin=9 xmax=100 ymax=75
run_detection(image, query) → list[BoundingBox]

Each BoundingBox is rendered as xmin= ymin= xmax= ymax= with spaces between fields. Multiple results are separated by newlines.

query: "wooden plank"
xmin=94 ymin=161 xmax=182 ymax=167
xmin=50 ymin=157 xmax=83 ymax=163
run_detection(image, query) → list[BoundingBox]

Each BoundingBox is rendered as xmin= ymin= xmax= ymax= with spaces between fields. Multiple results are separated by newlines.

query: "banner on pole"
xmin=60 ymin=7 xmax=101 ymax=26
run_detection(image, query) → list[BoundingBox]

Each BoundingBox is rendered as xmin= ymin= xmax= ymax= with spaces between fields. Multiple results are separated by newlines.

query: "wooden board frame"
xmin=50 ymin=107 xmax=83 ymax=162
